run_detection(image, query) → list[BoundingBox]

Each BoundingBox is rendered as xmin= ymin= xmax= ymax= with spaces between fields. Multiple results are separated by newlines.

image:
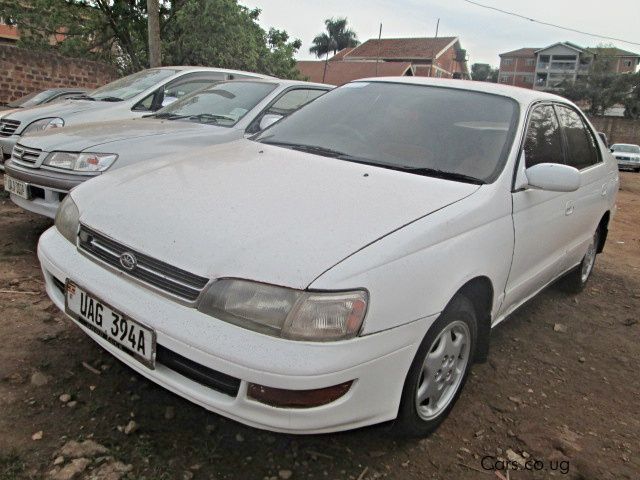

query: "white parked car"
xmin=0 ymin=66 xmax=272 ymax=170
xmin=610 ymin=143 xmax=640 ymax=172
xmin=4 ymin=80 xmax=330 ymax=218
xmin=37 ymin=77 xmax=618 ymax=435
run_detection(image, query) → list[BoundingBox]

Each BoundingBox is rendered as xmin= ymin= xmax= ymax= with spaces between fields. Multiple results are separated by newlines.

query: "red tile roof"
xmin=296 ymin=60 xmax=413 ymax=85
xmin=345 ymin=37 xmax=458 ymax=60
xmin=499 ymin=48 xmax=538 ymax=57
xmin=329 ymin=48 xmax=355 ymax=61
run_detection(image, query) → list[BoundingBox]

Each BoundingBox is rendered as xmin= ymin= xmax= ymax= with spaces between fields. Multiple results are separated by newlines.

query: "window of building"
xmin=538 ymin=55 xmax=550 ymax=63
xmin=552 ymin=55 xmax=577 ymax=61
xmin=503 ymin=58 xmax=513 ymax=66
xmin=555 ymin=106 xmax=600 ymax=169
xmin=525 ymin=58 xmax=535 ymax=66
xmin=524 ymin=105 xmax=564 ymax=168
xmin=624 ymin=60 xmax=633 ymax=67
xmin=522 ymin=75 xmax=534 ymax=83
xmin=500 ymin=75 xmax=511 ymax=83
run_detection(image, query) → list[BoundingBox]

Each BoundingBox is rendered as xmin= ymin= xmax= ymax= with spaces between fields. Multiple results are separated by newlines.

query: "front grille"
xmin=156 ymin=345 xmax=240 ymax=397
xmin=12 ymin=143 xmax=43 ymax=166
xmin=0 ymin=119 xmax=20 ymax=137
xmin=78 ymin=225 xmax=209 ymax=302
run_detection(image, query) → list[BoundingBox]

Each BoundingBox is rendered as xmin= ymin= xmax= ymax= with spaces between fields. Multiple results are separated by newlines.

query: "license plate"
xmin=65 ymin=280 xmax=156 ymax=368
xmin=4 ymin=175 xmax=30 ymax=199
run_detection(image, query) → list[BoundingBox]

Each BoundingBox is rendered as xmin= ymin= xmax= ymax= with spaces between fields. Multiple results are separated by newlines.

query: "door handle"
xmin=601 ymin=184 xmax=608 ymax=197
xmin=565 ymin=203 xmax=574 ymax=216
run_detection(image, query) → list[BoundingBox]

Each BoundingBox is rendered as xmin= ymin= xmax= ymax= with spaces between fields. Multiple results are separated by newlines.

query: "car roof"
xmin=161 ymin=65 xmax=277 ymax=80
xmin=356 ymin=76 xmax=574 ymax=106
xmin=223 ymin=78 xmax=333 ymax=89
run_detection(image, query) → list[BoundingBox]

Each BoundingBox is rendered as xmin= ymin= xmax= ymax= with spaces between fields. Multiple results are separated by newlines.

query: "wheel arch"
xmin=454 ymin=276 xmax=493 ymax=363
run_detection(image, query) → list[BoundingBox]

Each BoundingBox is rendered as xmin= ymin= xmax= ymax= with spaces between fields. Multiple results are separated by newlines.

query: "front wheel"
xmin=393 ymin=294 xmax=477 ymax=437
xmin=560 ymin=229 xmax=599 ymax=294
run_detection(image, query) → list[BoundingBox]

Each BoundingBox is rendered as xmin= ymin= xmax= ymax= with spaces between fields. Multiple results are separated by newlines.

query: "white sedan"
xmin=38 ymin=77 xmax=618 ymax=435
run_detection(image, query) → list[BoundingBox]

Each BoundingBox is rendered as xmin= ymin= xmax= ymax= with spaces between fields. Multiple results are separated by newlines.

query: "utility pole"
xmin=428 ymin=19 xmax=440 ymax=77
xmin=375 ymin=23 xmax=382 ymax=76
xmin=147 ymin=0 xmax=161 ymax=67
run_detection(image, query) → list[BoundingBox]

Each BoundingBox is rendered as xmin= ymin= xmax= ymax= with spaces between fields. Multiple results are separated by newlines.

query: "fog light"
xmin=247 ymin=381 xmax=353 ymax=408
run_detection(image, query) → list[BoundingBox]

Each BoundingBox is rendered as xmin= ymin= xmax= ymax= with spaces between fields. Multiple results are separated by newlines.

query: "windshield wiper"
xmin=394 ymin=167 xmax=486 ymax=184
xmin=96 ymin=96 xmax=123 ymax=102
xmin=71 ymin=94 xmax=96 ymax=101
xmin=260 ymin=140 xmax=486 ymax=184
xmin=188 ymin=113 xmax=235 ymax=124
xmin=153 ymin=112 xmax=189 ymax=120
xmin=259 ymin=140 xmax=351 ymax=158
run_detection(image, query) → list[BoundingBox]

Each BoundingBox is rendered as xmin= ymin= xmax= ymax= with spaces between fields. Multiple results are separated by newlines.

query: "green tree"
xmin=561 ymin=48 xmax=634 ymax=116
xmin=622 ymin=72 xmax=640 ymax=119
xmin=1 ymin=0 xmax=302 ymax=77
xmin=471 ymin=63 xmax=498 ymax=82
xmin=309 ymin=17 xmax=359 ymax=58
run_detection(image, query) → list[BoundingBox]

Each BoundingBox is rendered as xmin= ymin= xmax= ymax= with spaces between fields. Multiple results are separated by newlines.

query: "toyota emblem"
xmin=119 ymin=252 xmax=137 ymax=271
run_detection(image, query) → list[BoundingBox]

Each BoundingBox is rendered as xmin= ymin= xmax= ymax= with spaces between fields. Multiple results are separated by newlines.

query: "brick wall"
xmin=0 ymin=44 xmax=118 ymax=105
xmin=588 ymin=116 xmax=640 ymax=145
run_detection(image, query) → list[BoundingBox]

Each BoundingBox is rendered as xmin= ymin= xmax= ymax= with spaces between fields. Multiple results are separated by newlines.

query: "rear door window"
xmin=523 ymin=105 xmax=565 ymax=168
xmin=555 ymin=106 xmax=600 ymax=169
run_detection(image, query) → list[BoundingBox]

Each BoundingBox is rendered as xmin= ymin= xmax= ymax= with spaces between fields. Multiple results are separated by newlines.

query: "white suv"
xmin=37 ymin=77 xmax=618 ymax=436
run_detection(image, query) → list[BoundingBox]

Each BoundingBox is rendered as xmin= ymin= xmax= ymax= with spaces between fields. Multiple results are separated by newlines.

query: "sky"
xmin=240 ymin=0 xmax=640 ymax=66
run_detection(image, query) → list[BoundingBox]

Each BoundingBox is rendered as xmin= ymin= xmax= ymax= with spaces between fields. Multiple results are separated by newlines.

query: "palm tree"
xmin=309 ymin=18 xmax=359 ymax=58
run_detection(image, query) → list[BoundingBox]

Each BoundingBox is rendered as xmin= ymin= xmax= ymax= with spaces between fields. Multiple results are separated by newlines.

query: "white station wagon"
xmin=38 ymin=77 xmax=618 ymax=435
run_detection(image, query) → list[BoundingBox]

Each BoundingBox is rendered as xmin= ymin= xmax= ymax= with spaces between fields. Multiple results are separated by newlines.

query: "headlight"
xmin=22 ymin=117 xmax=64 ymax=134
xmin=198 ymin=279 xmax=367 ymax=341
xmin=55 ymin=195 xmax=80 ymax=244
xmin=44 ymin=152 xmax=118 ymax=172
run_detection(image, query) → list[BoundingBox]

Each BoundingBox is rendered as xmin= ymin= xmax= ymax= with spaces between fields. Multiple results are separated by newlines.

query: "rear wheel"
xmin=393 ymin=294 xmax=477 ymax=437
xmin=560 ymin=229 xmax=599 ymax=294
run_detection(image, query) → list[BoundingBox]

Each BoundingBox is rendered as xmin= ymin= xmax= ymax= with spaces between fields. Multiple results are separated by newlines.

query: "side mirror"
xmin=259 ymin=113 xmax=283 ymax=131
xmin=526 ymin=163 xmax=581 ymax=192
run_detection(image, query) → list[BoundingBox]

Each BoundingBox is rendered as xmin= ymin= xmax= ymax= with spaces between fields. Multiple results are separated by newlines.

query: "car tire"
xmin=560 ymin=229 xmax=600 ymax=294
xmin=393 ymin=294 xmax=477 ymax=437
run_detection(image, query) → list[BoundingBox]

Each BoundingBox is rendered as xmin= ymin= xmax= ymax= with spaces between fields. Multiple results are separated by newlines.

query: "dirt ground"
xmin=0 ymin=172 xmax=638 ymax=480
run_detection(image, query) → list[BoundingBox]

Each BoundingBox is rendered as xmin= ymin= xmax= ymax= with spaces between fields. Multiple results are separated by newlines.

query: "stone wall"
xmin=0 ymin=45 xmax=118 ymax=105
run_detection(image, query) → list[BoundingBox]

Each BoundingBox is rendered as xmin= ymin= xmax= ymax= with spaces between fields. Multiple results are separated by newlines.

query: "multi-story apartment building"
xmin=498 ymin=42 xmax=639 ymax=90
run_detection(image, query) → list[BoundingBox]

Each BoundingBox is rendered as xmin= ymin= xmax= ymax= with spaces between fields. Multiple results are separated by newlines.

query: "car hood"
xmin=4 ymin=99 xmax=110 ymax=130
xmin=21 ymin=118 xmax=215 ymax=152
xmin=73 ymin=140 xmax=480 ymax=289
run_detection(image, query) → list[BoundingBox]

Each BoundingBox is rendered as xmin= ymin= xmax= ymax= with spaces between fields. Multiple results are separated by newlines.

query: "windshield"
xmin=7 ymin=91 xmax=52 ymax=108
xmin=611 ymin=144 xmax=640 ymax=154
xmin=88 ymin=68 xmax=179 ymax=101
xmin=153 ymin=81 xmax=277 ymax=127
xmin=255 ymin=82 xmax=519 ymax=183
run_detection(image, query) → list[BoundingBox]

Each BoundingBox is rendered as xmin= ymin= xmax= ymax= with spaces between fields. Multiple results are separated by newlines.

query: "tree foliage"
xmin=309 ymin=17 xmax=359 ymax=58
xmin=561 ymin=49 xmax=635 ymax=116
xmin=1 ymin=0 xmax=302 ymax=77
xmin=471 ymin=63 xmax=498 ymax=82
xmin=622 ymin=72 xmax=640 ymax=119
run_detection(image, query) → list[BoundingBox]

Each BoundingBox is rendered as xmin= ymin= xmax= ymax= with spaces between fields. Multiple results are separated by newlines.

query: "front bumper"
xmin=616 ymin=159 xmax=640 ymax=170
xmin=38 ymin=227 xmax=431 ymax=434
xmin=0 ymin=134 xmax=18 ymax=171
xmin=5 ymin=160 xmax=92 ymax=218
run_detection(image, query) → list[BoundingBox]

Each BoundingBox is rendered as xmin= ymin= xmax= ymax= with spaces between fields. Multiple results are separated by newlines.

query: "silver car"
xmin=610 ymin=143 xmax=640 ymax=172
xmin=0 ymin=66 xmax=273 ymax=170
xmin=4 ymin=79 xmax=331 ymax=218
